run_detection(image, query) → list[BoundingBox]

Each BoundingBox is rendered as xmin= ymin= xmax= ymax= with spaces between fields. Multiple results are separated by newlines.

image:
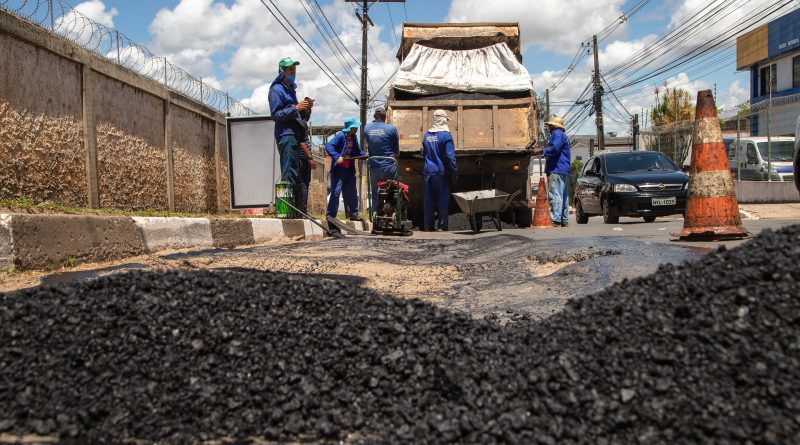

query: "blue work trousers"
xmin=423 ymin=174 xmax=450 ymax=231
xmin=548 ymin=172 xmax=569 ymax=225
xmin=327 ymin=166 xmax=359 ymax=219
xmin=296 ymin=155 xmax=311 ymax=214
xmin=278 ymin=135 xmax=299 ymax=184
xmin=369 ymin=166 xmax=397 ymax=216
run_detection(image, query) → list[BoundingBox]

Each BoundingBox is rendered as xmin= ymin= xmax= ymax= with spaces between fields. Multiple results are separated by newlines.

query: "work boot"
xmin=349 ymin=216 xmax=365 ymax=222
xmin=561 ymin=221 xmax=569 ymax=227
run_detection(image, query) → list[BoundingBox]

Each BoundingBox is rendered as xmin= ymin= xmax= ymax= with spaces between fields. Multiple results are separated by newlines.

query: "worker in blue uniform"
xmin=541 ymin=116 xmax=571 ymax=227
xmin=422 ymin=109 xmax=457 ymax=231
xmin=364 ymin=106 xmax=399 ymax=215
xmin=326 ymin=118 xmax=365 ymax=222
xmin=267 ymin=57 xmax=312 ymax=202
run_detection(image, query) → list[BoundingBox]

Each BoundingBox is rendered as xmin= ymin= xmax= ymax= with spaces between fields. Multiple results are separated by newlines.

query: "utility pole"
xmin=347 ymin=0 xmax=405 ymax=213
xmin=592 ymin=35 xmax=605 ymax=151
xmin=545 ymin=88 xmax=550 ymax=121
xmin=632 ymin=114 xmax=639 ymax=151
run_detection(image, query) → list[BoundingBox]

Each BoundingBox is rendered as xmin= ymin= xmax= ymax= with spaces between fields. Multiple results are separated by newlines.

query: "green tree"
xmin=649 ymin=85 xmax=695 ymax=166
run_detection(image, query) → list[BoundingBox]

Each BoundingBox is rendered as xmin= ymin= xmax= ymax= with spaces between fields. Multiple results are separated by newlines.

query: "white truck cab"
xmin=727 ymin=136 xmax=795 ymax=182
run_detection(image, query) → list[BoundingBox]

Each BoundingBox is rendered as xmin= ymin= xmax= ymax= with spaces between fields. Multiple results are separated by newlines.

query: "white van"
xmin=530 ymin=157 xmax=546 ymax=193
xmin=727 ymin=136 xmax=795 ymax=182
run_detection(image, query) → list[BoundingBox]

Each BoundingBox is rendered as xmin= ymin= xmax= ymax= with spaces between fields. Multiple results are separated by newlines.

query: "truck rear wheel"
xmin=514 ymin=205 xmax=532 ymax=228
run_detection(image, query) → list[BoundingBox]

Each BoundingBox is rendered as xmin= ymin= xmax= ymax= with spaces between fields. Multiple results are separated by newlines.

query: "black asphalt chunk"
xmin=1 ymin=225 xmax=799 ymax=444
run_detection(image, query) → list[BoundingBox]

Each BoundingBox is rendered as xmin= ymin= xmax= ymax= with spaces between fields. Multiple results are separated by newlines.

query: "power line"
xmin=299 ymin=0 xmax=361 ymax=87
xmin=592 ymin=0 xmax=797 ymax=124
xmin=601 ymin=73 xmax=631 ymax=117
xmin=386 ymin=1 xmax=399 ymax=48
xmin=258 ymin=0 xmax=358 ymax=102
xmin=550 ymin=0 xmax=655 ymax=92
xmin=312 ymin=0 xmax=360 ymax=66
xmin=368 ymin=66 xmax=399 ymax=105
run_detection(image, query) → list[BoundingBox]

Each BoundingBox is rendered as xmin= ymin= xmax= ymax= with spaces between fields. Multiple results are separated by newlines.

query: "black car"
xmin=574 ymin=152 xmax=689 ymax=224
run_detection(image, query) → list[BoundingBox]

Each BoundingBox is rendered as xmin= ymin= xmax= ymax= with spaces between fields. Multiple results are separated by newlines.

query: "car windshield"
xmin=605 ymin=153 xmax=678 ymax=174
xmin=756 ymin=141 xmax=795 ymax=162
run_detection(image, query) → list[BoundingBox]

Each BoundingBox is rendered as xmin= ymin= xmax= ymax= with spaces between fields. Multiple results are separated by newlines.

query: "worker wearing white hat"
xmin=540 ymin=116 xmax=571 ymax=227
xmin=421 ymin=109 xmax=457 ymax=231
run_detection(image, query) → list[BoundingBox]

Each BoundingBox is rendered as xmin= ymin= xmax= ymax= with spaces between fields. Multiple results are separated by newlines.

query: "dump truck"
xmin=387 ymin=22 xmax=538 ymax=228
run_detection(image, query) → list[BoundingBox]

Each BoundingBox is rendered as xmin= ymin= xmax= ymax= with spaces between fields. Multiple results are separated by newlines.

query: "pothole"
xmin=528 ymin=260 xmax=576 ymax=277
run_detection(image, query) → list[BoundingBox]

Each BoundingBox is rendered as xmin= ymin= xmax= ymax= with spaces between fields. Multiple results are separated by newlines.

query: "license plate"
xmin=652 ymin=197 xmax=676 ymax=206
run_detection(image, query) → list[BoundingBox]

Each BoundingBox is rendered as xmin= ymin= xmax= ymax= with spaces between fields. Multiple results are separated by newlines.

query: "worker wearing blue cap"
xmin=268 ymin=56 xmax=312 ymax=202
xmin=326 ymin=118 xmax=365 ymax=221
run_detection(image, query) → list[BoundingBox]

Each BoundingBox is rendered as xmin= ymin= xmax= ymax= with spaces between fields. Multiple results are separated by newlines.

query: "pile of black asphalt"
xmin=1 ymin=225 xmax=798 ymax=444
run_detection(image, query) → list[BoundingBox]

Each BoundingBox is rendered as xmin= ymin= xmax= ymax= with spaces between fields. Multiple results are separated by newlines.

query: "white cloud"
xmin=598 ymin=35 xmax=657 ymax=71
xmin=717 ymin=79 xmax=748 ymax=113
xmin=148 ymin=0 xmax=399 ymax=123
xmin=447 ymin=0 xmax=627 ymax=55
xmin=202 ymin=76 xmax=224 ymax=91
xmin=55 ymin=0 xmax=118 ymax=47
xmin=73 ymin=0 xmax=118 ymax=28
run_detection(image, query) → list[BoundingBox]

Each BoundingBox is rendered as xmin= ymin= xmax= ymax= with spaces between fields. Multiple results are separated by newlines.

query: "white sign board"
xmin=227 ymin=116 xmax=280 ymax=209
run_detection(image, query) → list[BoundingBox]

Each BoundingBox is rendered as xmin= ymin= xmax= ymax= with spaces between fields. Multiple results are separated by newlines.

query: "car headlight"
xmin=613 ymin=184 xmax=637 ymax=192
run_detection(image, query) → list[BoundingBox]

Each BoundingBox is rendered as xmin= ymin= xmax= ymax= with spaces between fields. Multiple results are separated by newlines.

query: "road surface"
xmin=4 ymin=216 xmax=795 ymax=321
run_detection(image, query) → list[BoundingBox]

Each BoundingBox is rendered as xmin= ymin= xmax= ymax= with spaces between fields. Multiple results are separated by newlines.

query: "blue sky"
xmin=63 ymin=0 xmax=796 ymax=134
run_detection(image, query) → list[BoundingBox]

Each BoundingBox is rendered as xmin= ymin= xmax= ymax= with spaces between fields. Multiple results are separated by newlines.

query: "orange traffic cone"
xmin=679 ymin=90 xmax=748 ymax=241
xmin=532 ymin=176 xmax=552 ymax=228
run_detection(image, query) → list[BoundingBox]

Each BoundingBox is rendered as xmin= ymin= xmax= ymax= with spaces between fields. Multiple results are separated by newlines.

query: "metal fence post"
xmin=49 ymin=0 xmax=55 ymax=31
xmin=115 ymin=31 xmax=121 ymax=64
xmin=163 ymin=57 xmax=168 ymax=87
xmin=736 ymin=116 xmax=741 ymax=181
xmin=199 ymin=79 xmax=204 ymax=103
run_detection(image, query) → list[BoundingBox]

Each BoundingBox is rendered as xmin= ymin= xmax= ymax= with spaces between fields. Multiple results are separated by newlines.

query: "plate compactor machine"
xmin=369 ymin=156 xmax=413 ymax=236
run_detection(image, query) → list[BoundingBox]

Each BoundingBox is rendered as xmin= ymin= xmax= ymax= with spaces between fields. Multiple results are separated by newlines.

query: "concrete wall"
xmin=736 ymin=180 xmax=800 ymax=203
xmin=0 ymin=9 xmax=230 ymax=213
xmin=94 ymin=72 xmax=169 ymax=210
xmin=0 ymin=30 xmax=87 ymax=207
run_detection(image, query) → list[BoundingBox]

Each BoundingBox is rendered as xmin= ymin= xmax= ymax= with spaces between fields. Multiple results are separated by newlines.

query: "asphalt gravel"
xmin=1 ymin=225 xmax=799 ymax=444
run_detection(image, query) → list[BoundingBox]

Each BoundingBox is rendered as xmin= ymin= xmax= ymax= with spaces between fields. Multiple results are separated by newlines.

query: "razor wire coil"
xmin=0 ymin=0 xmax=256 ymax=117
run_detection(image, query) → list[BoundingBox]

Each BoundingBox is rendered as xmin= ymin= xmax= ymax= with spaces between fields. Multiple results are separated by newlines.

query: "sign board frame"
xmin=226 ymin=116 xmax=280 ymax=209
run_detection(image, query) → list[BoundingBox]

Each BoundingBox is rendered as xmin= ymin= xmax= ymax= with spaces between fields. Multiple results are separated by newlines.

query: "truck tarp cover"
xmin=393 ymin=42 xmax=533 ymax=95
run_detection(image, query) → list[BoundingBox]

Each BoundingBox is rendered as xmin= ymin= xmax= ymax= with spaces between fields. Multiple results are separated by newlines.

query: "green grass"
xmin=0 ymin=198 xmax=276 ymax=219
xmin=63 ymin=257 xmax=77 ymax=269
xmin=2 ymin=266 xmax=20 ymax=277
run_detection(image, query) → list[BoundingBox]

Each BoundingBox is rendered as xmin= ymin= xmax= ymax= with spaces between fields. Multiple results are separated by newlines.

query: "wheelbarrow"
xmin=452 ymin=189 xmax=522 ymax=233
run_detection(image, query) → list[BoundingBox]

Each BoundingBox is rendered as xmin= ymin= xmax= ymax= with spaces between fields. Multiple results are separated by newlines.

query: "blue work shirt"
xmin=364 ymin=120 xmax=399 ymax=172
xmin=543 ymin=128 xmax=571 ymax=175
xmin=422 ymin=131 xmax=457 ymax=176
xmin=326 ymin=131 xmax=365 ymax=170
xmin=267 ymin=75 xmax=302 ymax=140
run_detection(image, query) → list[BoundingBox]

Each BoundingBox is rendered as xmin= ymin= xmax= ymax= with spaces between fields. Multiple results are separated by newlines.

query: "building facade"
xmin=736 ymin=8 xmax=800 ymax=137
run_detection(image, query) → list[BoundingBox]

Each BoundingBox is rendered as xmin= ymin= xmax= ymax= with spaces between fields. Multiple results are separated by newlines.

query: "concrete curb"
xmin=132 ymin=217 xmax=213 ymax=252
xmin=1 ymin=214 xmax=145 ymax=270
xmin=0 ymin=214 xmax=329 ymax=271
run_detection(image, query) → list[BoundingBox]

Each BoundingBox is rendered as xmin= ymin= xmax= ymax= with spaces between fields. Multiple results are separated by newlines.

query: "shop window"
xmin=794 ymin=55 xmax=800 ymax=88
xmin=760 ymin=64 xmax=777 ymax=96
